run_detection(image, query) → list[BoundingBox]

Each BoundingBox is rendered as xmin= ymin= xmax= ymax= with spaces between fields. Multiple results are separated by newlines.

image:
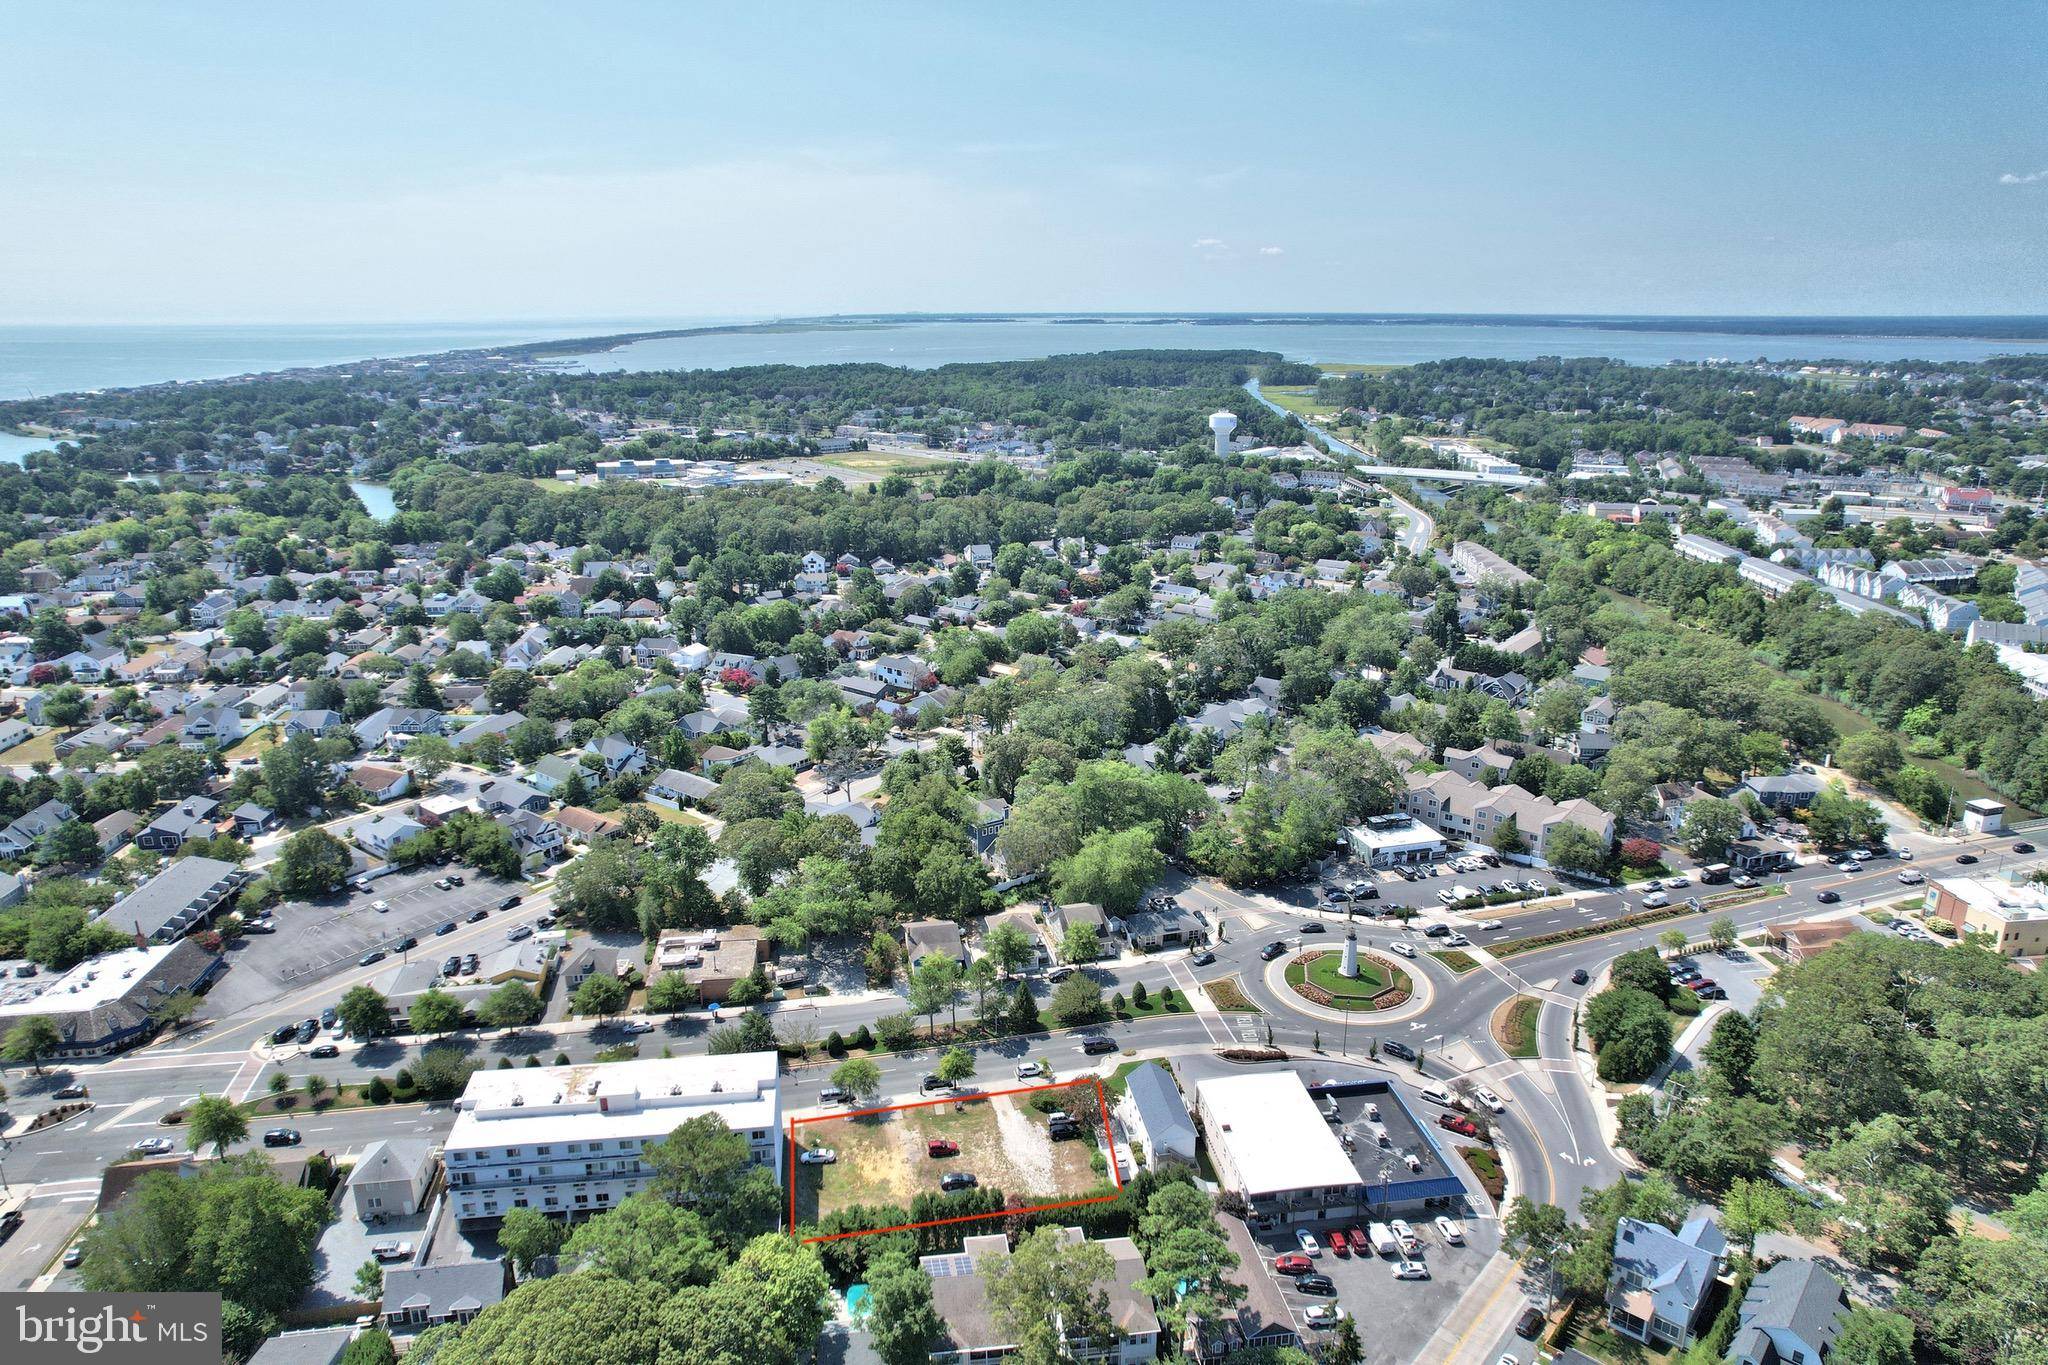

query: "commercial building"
xmin=0 ymin=938 xmax=224 ymax=1058
xmin=1345 ymin=815 xmax=1447 ymax=867
xmin=1449 ymin=541 xmax=1535 ymax=592
xmin=1924 ymin=876 xmax=2048 ymax=957
xmin=443 ymin=1053 xmax=781 ymax=1224
xmin=1193 ymin=1072 xmax=1463 ymax=1226
xmin=103 ymin=856 xmax=249 ymax=943
xmin=924 ymin=1227 xmax=1161 ymax=1365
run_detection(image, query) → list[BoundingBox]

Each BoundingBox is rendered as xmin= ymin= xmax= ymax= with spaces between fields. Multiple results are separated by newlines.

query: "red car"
xmin=927 ymin=1139 xmax=959 ymax=1158
xmin=1273 ymin=1253 xmax=1312 ymax=1276
xmin=1326 ymin=1228 xmax=1351 ymax=1258
xmin=1437 ymin=1113 xmax=1480 ymax=1137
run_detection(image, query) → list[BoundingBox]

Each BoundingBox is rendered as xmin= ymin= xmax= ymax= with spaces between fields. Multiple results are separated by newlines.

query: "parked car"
xmin=263 ymin=1128 xmax=301 ymax=1147
xmin=1016 ymin=1060 xmax=1047 ymax=1080
xmin=271 ymin=1023 xmax=297 ymax=1043
xmin=62 ymin=1242 xmax=85 ymax=1268
xmin=939 ymin=1172 xmax=978 ymax=1191
xmin=1516 ymin=1307 xmax=1545 ymax=1338
xmin=370 ymin=1241 xmax=415 ymax=1263
xmin=506 ymin=924 xmax=533 ymax=941
xmin=799 ymin=1147 xmax=837 ymax=1165
xmin=466 ymin=908 xmax=489 ymax=923
xmin=1305 ymin=1305 xmax=1346 ymax=1328
xmin=1392 ymin=1260 xmax=1430 ymax=1280
xmin=1326 ymin=1228 xmax=1350 ymax=1257
xmin=1389 ymin=1219 xmax=1420 ymax=1252
xmin=295 ymin=1020 xmax=319 ymax=1044
xmin=1435 ymin=1216 xmax=1465 ymax=1245
xmin=433 ymin=878 xmax=454 ymax=891
xmin=499 ymin=894 xmax=522 ymax=909
xmin=372 ymin=900 xmax=390 ymax=913
xmin=819 ymin=1086 xmax=852 ymax=1105
xmin=358 ymin=950 xmax=385 ymax=966
xmin=1046 ymin=965 xmax=1076 ymax=982
xmin=1273 ymin=1253 xmax=1312 ymax=1276
xmin=1295 ymin=1229 xmax=1322 ymax=1257
xmin=1437 ymin=1113 xmax=1480 ymax=1137
xmin=619 ymin=1019 xmax=656 ymax=1034
xmin=1694 ymin=984 xmax=1727 ymax=1000
xmin=395 ymin=935 xmax=417 ymax=952
xmin=1082 ymin=1035 xmax=1116 ymax=1055
xmin=435 ymin=921 xmax=457 ymax=935
xmin=448 ymin=874 xmax=464 ymax=886
xmin=928 ymin=1139 xmax=960 ymax=1157
xmin=1295 ymin=1273 xmax=1336 ymax=1296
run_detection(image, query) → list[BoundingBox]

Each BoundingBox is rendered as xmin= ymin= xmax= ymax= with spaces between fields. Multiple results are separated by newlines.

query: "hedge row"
xmin=1493 ymin=903 xmax=1694 ymax=957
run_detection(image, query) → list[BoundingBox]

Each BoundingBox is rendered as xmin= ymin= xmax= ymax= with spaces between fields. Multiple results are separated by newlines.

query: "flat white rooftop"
xmin=0 ymin=943 xmax=179 ymax=1015
xmin=447 ymin=1052 xmax=779 ymax=1149
xmin=1195 ymin=1071 xmax=1362 ymax=1199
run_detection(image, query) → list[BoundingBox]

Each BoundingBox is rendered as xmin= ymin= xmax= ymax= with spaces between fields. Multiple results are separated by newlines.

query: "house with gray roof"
xmin=1732 ymin=1259 xmax=1851 ymax=1365
xmin=104 ymin=856 xmax=248 ymax=943
xmin=247 ymin=1327 xmax=357 ymax=1365
xmin=1606 ymin=1215 xmax=1727 ymax=1349
xmin=1117 ymin=1061 xmax=1196 ymax=1166
xmin=924 ymin=1229 xmax=1159 ymax=1365
xmin=347 ymin=1138 xmax=437 ymax=1220
xmin=381 ymin=1259 xmax=509 ymax=1333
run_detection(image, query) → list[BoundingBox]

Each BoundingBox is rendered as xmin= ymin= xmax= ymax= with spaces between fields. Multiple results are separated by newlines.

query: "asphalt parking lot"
xmin=206 ymin=866 xmax=528 ymax=1016
xmin=1249 ymin=1209 xmax=1500 ymax=1365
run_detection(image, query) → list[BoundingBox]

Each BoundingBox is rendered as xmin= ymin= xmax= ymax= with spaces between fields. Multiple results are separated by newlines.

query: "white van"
xmin=1641 ymin=892 xmax=1670 ymax=909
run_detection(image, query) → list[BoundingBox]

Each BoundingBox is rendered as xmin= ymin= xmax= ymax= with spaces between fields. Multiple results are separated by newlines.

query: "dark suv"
xmin=1381 ymin=1039 xmax=1417 ymax=1062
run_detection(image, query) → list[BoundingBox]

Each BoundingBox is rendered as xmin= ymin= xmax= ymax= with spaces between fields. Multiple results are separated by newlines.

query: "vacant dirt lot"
xmin=792 ymin=1083 xmax=1110 ymax=1225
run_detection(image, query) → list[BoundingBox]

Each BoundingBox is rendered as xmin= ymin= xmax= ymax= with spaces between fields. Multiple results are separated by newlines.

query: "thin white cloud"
xmin=1999 ymin=169 xmax=2048 ymax=185
xmin=1258 ymin=245 xmax=1285 ymax=256
xmin=1191 ymin=237 xmax=1226 ymax=248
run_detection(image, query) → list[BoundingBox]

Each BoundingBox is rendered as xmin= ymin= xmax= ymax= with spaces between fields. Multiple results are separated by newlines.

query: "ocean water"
xmin=3 ymin=317 xmax=2047 ymax=411
xmin=557 ymin=316 xmax=2048 ymax=374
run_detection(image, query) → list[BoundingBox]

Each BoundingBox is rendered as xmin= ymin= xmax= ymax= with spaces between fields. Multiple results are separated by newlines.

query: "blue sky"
xmin=7 ymin=1 xmax=2046 ymax=322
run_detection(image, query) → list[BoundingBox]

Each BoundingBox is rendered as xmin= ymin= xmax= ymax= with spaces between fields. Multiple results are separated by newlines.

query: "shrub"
xmin=554 ymin=1051 xmax=571 ymax=1065
xmin=394 ymin=1067 xmax=415 ymax=1089
xmin=826 ymin=1030 xmax=846 ymax=1056
xmin=366 ymin=1076 xmax=393 ymax=1103
xmin=1131 ymin=982 xmax=1148 ymax=1008
xmin=851 ymin=1024 xmax=876 ymax=1051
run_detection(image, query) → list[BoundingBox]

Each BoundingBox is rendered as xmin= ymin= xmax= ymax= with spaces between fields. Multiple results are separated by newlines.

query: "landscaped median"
xmin=1491 ymin=995 xmax=1542 ymax=1059
xmin=1283 ymin=949 xmax=1412 ymax=1011
xmin=1492 ymin=884 xmax=1784 ymax=958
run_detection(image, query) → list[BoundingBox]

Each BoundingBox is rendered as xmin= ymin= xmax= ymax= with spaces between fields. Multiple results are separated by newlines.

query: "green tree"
xmin=337 ymin=985 xmax=389 ymax=1040
xmin=935 ymin=1046 xmax=975 ymax=1085
xmin=1708 ymin=914 xmax=1738 ymax=952
xmin=983 ymin=921 xmax=1036 ymax=978
xmin=339 ymin=1330 xmax=397 ymax=1365
xmin=1720 ymin=1175 xmax=1790 ymax=1256
xmin=1542 ymin=821 xmax=1608 ymax=875
xmin=1050 ymin=825 xmax=1163 ymax=915
xmin=830 ymin=1056 xmax=884 ymax=1105
xmin=646 ymin=971 xmax=698 ymax=1015
xmin=570 ymin=972 xmax=629 ymax=1018
xmin=1830 ymin=1308 xmax=1914 ymax=1365
xmin=1 ymin=1015 xmax=61 ymax=1074
xmin=185 ymin=1094 xmax=249 ymax=1157
xmin=560 ymin=1193 xmax=723 ymax=1290
xmin=642 ymin=1114 xmax=781 ymax=1248
xmin=408 ymin=988 xmax=464 ymax=1036
xmin=353 ymin=1258 xmax=385 ymax=1300
xmin=37 ymin=820 xmax=104 ymax=868
xmin=981 ymin=1226 xmax=1115 ymax=1365
xmin=865 ymin=1252 xmax=944 ymax=1365
xmin=1049 ymin=974 xmax=1105 ymax=1027
xmin=1701 ymin=1009 xmax=1758 ymax=1095
xmin=907 ymin=953 xmax=963 ymax=1038
xmin=499 ymin=1206 xmax=567 ymax=1277
xmin=479 ymin=982 xmax=543 ymax=1029
xmin=1060 ymin=920 xmax=1101 ymax=964
xmin=260 ymin=734 xmax=328 ymax=818
xmin=1678 ymin=796 xmax=1746 ymax=862
xmin=1835 ymin=730 xmax=1904 ymax=787
xmin=273 ymin=828 xmax=353 ymax=899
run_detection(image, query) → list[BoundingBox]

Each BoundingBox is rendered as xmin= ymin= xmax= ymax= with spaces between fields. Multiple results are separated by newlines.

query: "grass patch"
xmin=633 ymin=801 xmax=714 ymax=828
xmin=1493 ymin=996 xmax=1541 ymax=1059
xmin=1201 ymin=975 xmax=1260 ymax=1013
xmin=817 ymin=452 xmax=955 ymax=475
xmin=1865 ymin=908 xmax=1896 ymax=925
xmin=1618 ymin=862 xmax=1675 ymax=885
xmin=1429 ymin=949 xmax=1480 ymax=974
xmin=222 ymin=724 xmax=279 ymax=764
xmin=0 ymin=730 xmax=61 ymax=767
xmin=1283 ymin=950 xmax=1413 ymax=1011
xmin=1257 ymin=386 xmax=1342 ymax=421
xmin=1111 ymin=986 xmax=1189 ymax=1020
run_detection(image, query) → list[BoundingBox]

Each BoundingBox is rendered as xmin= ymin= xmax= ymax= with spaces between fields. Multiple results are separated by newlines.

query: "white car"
xmin=1305 ymin=1305 xmax=1347 ymax=1328
xmin=1638 ymin=879 xmax=1662 ymax=892
xmin=1390 ymin=942 xmax=1417 ymax=959
xmin=1498 ymin=1355 xmax=1521 ymax=1365
xmin=1473 ymin=1085 xmax=1505 ymax=1113
xmin=1295 ymin=1229 xmax=1322 ymax=1257
xmin=1664 ymin=875 xmax=1689 ymax=888
xmin=1445 ymin=933 xmax=1471 ymax=948
xmin=372 ymin=900 xmax=390 ymax=913
xmin=1016 ymin=1061 xmax=1047 ymax=1079
xmin=1393 ymin=1260 xmax=1430 ymax=1280
xmin=1476 ymin=919 xmax=1503 ymax=930
xmin=620 ymin=1018 xmax=656 ymax=1034
xmin=133 ymin=1136 xmax=176 ymax=1156
xmin=798 ymin=1147 xmax=837 ymax=1165
xmin=1435 ymin=889 xmax=1458 ymax=905
xmin=1389 ymin=1219 xmax=1420 ymax=1252
xmin=1435 ymin=1216 xmax=1465 ymax=1244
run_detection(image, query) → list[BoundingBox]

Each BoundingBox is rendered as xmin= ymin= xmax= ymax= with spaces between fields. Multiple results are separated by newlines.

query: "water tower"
xmin=1208 ymin=410 xmax=1238 ymax=460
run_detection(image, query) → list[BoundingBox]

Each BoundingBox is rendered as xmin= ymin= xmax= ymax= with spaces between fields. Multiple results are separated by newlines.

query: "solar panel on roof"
xmin=926 ymin=1254 xmax=976 ymax=1279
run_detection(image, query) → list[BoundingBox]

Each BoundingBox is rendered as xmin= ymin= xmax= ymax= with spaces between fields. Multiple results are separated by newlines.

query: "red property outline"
xmin=788 ymin=1076 xmax=1123 ymax=1242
